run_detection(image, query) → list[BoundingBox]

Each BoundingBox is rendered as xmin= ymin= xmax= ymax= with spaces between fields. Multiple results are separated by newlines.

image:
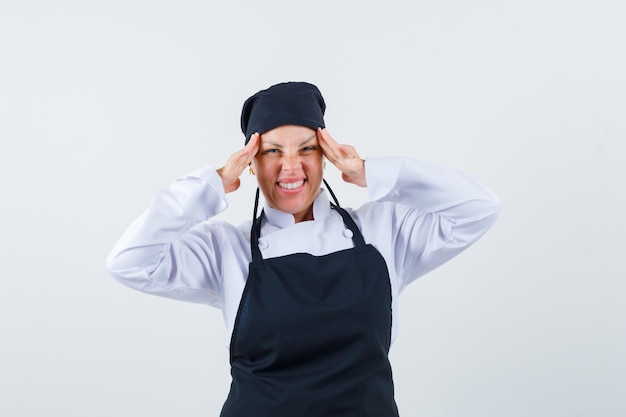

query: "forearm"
xmin=365 ymin=156 xmax=500 ymax=227
xmin=362 ymin=157 xmax=500 ymax=287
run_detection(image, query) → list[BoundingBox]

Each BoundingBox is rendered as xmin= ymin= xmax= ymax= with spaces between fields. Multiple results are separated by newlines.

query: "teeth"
xmin=278 ymin=180 xmax=304 ymax=190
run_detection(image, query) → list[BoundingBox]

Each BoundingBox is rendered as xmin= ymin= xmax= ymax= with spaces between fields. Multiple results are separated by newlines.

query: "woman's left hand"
xmin=317 ymin=128 xmax=367 ymax=187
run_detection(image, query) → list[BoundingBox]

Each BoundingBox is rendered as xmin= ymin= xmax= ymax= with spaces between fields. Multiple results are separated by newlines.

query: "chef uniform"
xmin=106 ymin=82 xmax=501 ymax=415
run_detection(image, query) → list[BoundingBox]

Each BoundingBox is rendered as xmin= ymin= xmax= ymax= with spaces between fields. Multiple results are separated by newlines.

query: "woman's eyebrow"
xmin=261 ymin=141 xmax=283 ymax=148
xmin=299 ymin=134 xmax=318 ymax=146
xmin=261 ymin=133 xmax=318 ymax=148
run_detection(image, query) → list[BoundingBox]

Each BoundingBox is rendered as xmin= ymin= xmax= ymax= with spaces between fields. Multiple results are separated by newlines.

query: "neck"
xmin=293 ymin=207 xmax=314 ymax=223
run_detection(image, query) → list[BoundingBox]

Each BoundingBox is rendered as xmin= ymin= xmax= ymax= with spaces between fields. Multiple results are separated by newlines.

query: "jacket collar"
xmin=263 ymin=188 xmax=331 ymax=229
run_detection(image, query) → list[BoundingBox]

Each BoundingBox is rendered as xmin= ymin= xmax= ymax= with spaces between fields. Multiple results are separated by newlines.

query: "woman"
xmin=107 ymin=81 xmax=500 ymax=416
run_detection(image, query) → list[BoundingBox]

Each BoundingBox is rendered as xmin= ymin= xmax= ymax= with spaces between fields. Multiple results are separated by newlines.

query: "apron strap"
xmin=323 ymin=179 xmax=340 ymax=207
xmin=324 ymin=179 xmax=367 ymax=248
xmin=331 ymin=205 xmax=366 ymax=247
xmin=250 ymin=187 xmax=264 ymax=263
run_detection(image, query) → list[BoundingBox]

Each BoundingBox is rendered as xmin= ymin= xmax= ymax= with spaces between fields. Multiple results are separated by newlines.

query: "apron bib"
xmin=220 ymin=202 xmax=399 ymax=416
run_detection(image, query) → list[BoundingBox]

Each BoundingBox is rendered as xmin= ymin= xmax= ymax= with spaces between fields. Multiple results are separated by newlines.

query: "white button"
xmin=258 ymin=238 xmax=269 ymax=249
xmin=343 ymin=229 xmax=354 ymax=238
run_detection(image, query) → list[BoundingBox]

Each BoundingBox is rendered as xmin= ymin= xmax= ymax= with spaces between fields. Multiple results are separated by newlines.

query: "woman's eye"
xmin=263 ymin=149 xmax=279 ymax=154
xmin=301 ymin=146 xmax=317 ymax=153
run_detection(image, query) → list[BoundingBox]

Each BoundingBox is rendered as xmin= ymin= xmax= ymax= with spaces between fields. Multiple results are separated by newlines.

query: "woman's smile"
xmin=277 ymin=179 xmax=305 ymax=191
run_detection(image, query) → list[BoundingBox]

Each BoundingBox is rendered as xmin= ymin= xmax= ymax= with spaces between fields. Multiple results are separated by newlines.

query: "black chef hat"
xmin=241 ymin=81 xmax=326 ymax=144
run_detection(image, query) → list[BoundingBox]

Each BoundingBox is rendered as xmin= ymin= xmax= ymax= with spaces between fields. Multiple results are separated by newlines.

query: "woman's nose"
xmin=281 ymin=154 xmax=301 ymax=171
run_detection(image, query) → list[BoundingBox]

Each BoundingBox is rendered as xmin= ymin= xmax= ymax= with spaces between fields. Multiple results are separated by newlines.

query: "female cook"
xmin=107 ymin=81 xmax=501 ymax=416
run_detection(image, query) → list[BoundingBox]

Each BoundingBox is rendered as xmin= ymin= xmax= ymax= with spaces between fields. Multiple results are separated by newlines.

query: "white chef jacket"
xmin=106 ymin=157 xmax=500 ymax=347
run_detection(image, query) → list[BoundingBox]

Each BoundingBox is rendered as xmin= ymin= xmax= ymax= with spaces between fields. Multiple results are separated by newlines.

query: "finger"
xmin=245 ymin=132 xmax=260 ymax=152
xmin=243 ymin=132 xmax=260 ymax=164
xmin=338 ymin=144 xmax=359 ymax=160
xmin=316 ymin=128 xmax=330 ymax=156
xmin=317 ymin=128 xmax=341 ymax=161
xmin=325 ymin=132 xmax=356 ymax=160
xmin=222 ymin=138 xmax=256 ymax=178
xmin=231 ymin=133 xmax=260 ymax=168
xmin=318 ymin=127 xmax=339 ymax=149
xmin=320 ymin=132 xmax=355 ymax=163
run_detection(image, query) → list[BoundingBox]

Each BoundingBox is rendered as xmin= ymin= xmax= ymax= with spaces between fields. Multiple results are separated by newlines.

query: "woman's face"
xmin=252 ymin=125 xmax=324 ymax=222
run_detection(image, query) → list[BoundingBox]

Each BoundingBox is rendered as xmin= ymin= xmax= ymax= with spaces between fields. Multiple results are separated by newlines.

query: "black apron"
xmin=220 ymin=194 xmax=399 ymax=416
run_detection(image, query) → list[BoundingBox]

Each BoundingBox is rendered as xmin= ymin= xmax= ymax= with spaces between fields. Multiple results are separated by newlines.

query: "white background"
xmin=1 ymin=0 xmax=624 ymax=416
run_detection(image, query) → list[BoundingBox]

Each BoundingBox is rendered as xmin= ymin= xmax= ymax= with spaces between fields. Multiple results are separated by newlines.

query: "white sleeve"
xmin=105 ymin=165 xmax=237 ymax=306
xmin=362 ymin=157 xmax=501 ymax=291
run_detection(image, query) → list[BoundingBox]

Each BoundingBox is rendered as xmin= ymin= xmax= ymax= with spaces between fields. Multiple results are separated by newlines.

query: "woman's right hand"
xmin=216 ymin=133 xmax=260 ymax=193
